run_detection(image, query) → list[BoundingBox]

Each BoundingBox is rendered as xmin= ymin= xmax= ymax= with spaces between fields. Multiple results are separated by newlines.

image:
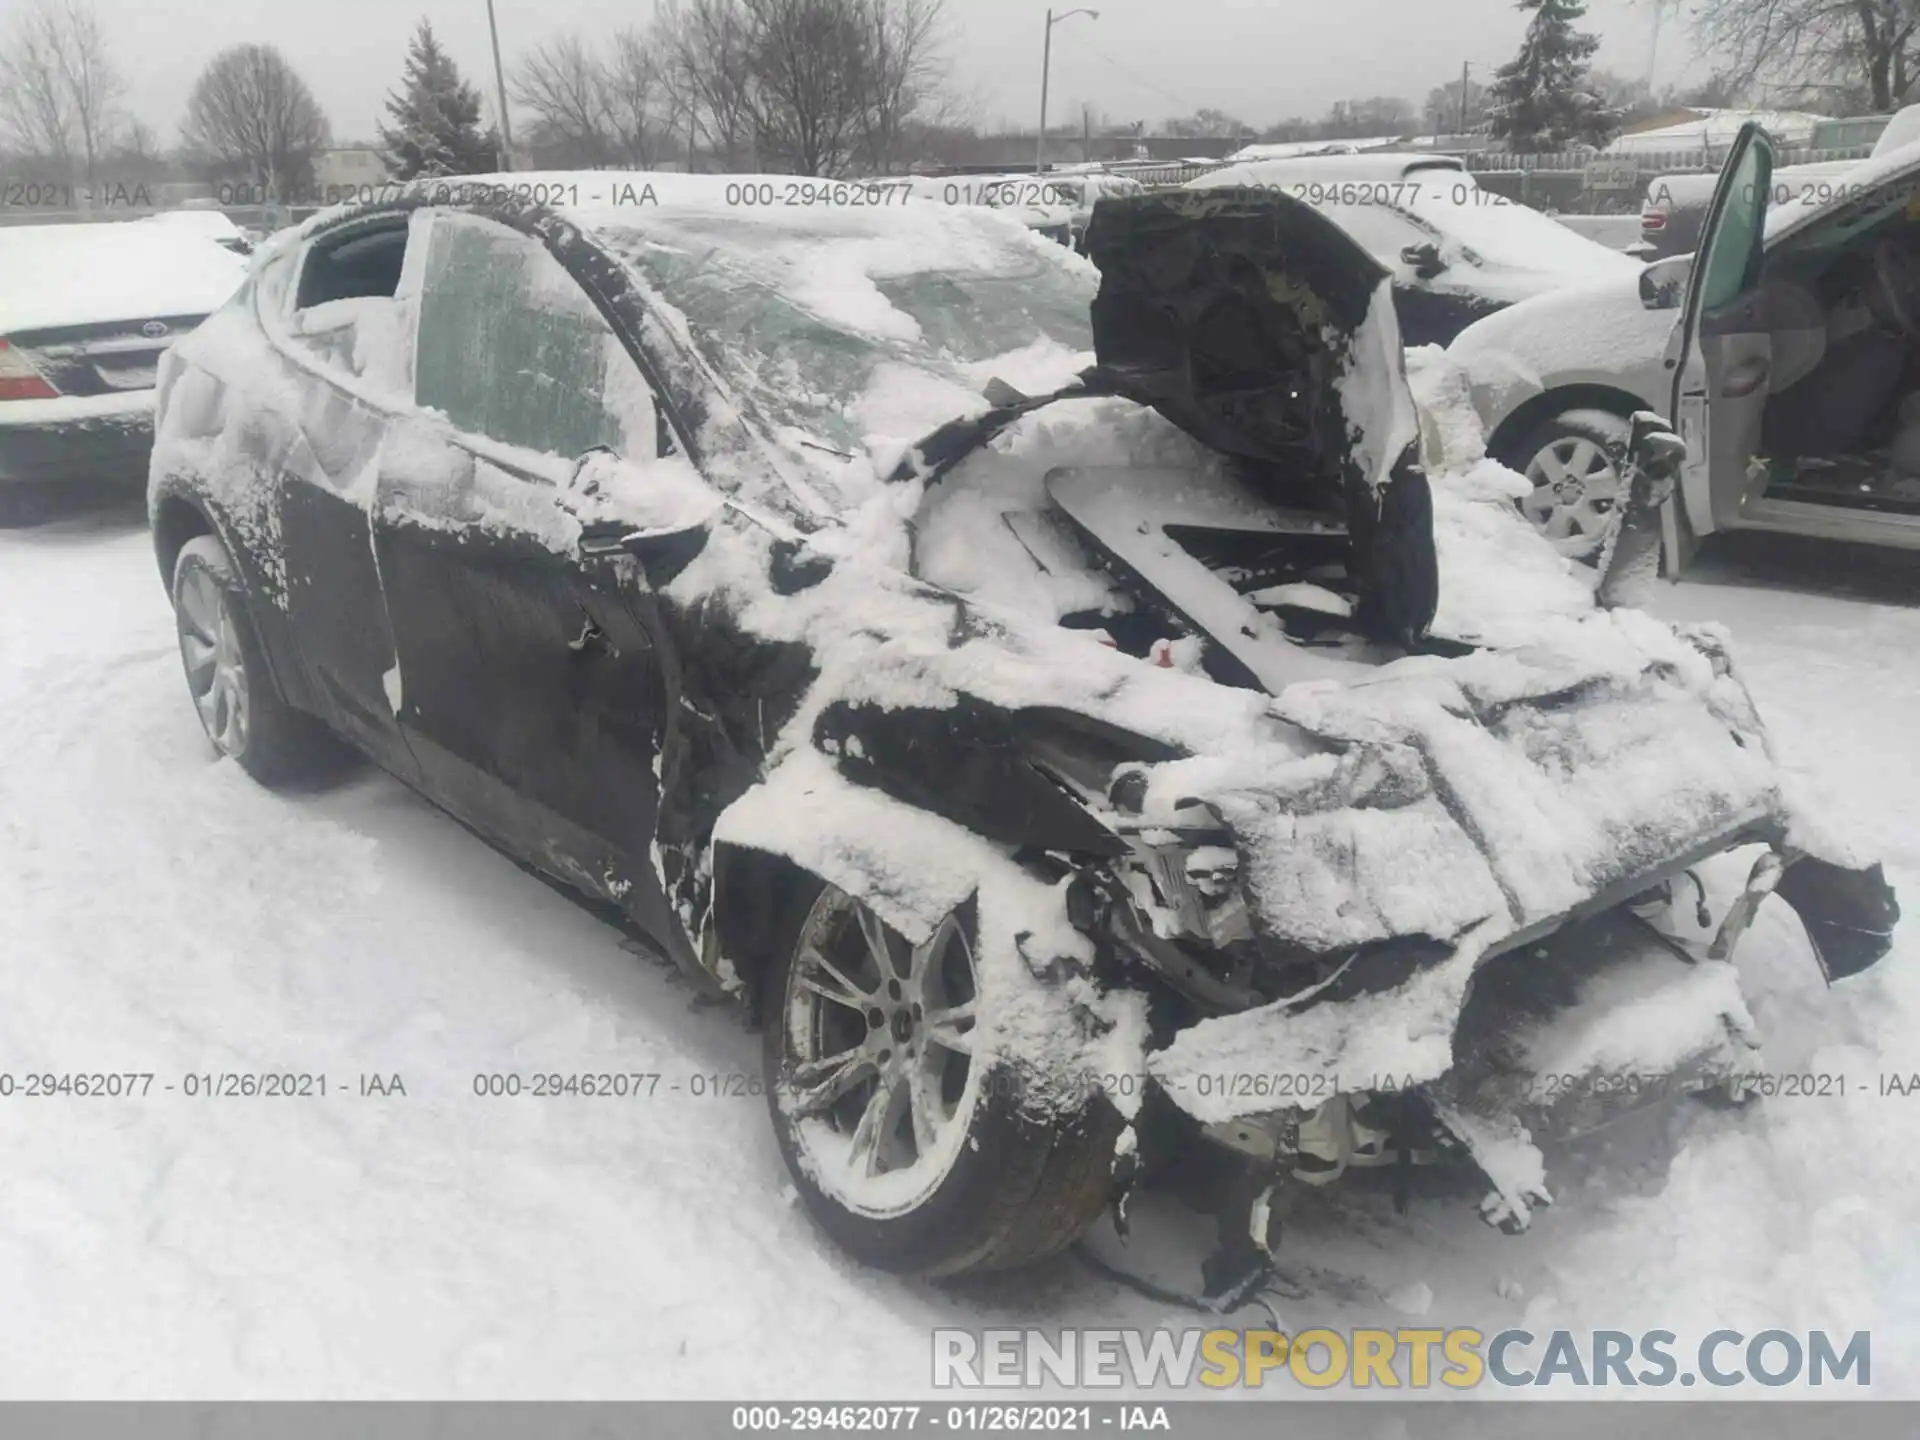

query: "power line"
xmin=1073 ymin=38 xmax=1210 ymax=115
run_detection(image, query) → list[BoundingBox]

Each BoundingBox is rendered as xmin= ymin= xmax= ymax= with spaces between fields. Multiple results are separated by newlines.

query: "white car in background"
xmin=1185 ymin=152 xmax=1640 ymax=345
xmin=148 ymin=207 xmax=257 ymax=255
xmin=903 ymin=173 xmax=1076 ymax=246
xmin=0 ymin=221 xmax=249 ymax=524
xmin=1452 ymin=123 xmax=1920 ymax=562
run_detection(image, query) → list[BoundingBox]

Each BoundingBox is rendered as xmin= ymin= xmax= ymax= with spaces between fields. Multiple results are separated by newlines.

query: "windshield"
xmin=594 ymin=209 xmax=1096 ymax=456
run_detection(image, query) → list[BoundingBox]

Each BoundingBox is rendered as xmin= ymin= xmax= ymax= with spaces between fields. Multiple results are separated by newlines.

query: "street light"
xmin=1037 ymin=7 xmax=1099 ymax=174
xmin=485 ymin=0 xmax=516 ymax=172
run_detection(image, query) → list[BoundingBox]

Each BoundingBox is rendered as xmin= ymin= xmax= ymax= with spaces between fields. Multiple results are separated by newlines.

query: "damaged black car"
xmin=148 ymin=175 xmax=1897 ymax=1306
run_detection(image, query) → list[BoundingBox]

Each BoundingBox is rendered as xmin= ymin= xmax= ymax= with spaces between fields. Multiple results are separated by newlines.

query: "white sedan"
xmin=0 ymin=221 xmax=248 ymax=524
xmin=1451 ymin=127 xmax=1920 ymax=562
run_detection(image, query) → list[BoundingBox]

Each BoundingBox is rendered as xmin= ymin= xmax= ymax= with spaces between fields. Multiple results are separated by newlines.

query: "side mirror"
xmin=566 ymin=448 xmax=723 ymax=574
xmin=1596 ymin=411 xmax=1687 ymax=610
xmin=1639 ymin=254 xmax=1692 ymax=310
xmin=1400 ymin=241 xmax=1446 ymax=279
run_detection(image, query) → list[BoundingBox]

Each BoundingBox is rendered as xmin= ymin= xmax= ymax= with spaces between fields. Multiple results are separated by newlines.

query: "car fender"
xmin=1447 ymin=276 xmax=1674 ymax=451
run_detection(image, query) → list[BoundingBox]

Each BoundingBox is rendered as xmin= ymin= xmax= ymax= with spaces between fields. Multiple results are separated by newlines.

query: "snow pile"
xmin=1406 ymin=345 xmax=1599 ymax=643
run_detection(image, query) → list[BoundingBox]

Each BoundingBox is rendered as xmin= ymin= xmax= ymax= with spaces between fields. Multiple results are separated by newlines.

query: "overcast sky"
xmin=83 ymin=0 xmax=1704 ymax=147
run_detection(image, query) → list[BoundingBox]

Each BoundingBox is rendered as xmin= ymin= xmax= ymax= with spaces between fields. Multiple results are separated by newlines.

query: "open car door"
xmin=1664 ymin=122 xmax=1774 ymax=572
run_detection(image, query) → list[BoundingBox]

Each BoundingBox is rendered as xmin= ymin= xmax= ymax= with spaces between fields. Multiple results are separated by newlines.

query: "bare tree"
xmin=50 ymin=1 xmax=121 ymax=185
xmin=1692 ymin=0 xmax=1920 ymax=112
xmin=511 ymin=34 xmax=614 ymax=166
xmin=604 ymin=29 xmax=665 ymax=166
xmin=181 ymin=44 xmax=332 ymax=196
xmin=658 ymin=0 xmax=757 ymax=169
xmin=850 ymin=0 xmax=945 ymax=173
xmin=0 ymin=0 xmax=125 ymax=184
xmin=737 ymin=0 xmax=875 ymax=175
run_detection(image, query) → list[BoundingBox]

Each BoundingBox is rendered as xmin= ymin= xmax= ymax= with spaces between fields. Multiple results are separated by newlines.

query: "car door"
xmin=1668 ymin=123 xmax=1775 ymax=550
xmin=372 ymin=209 xmax=682 ymax=939
xmin=253 ymin=211 xmax=427 ymax=780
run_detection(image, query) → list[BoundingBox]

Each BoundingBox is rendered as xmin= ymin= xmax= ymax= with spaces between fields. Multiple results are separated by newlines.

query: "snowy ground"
xmin=3 ymin=501 xmax=1918 ymax=1398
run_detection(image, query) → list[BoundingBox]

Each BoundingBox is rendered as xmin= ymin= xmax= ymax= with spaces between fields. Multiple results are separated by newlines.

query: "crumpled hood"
xmin=1123 ymin=609 xmax=1785 ymax=958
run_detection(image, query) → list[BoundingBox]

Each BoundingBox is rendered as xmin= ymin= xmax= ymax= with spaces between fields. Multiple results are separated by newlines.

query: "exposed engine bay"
xmin=861 ymin=190 xmax=1904 ymax=1307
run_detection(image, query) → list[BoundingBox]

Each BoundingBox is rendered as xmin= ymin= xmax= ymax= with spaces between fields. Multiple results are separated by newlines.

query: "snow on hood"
xmin=0 ymin=222 xmax=249 ymax=333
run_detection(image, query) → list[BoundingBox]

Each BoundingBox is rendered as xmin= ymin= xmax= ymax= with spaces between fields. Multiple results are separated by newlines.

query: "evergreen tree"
xmin=1485 ymin=0 xmax=1618 ymax=153
xmin=379 ymin=19 xmax=497 ymax=179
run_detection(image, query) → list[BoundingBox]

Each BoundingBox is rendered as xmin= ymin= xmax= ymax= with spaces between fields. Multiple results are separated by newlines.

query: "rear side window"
xmin=412 ymin=214 xmax=655 ymax=460
xmin=282 ymin=217 xmax=424 ymax=393
xmin=297 ymin=223 xmax=409 ymax=306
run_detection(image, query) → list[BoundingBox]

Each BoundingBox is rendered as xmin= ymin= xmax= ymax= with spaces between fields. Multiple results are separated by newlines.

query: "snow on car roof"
xmin=147 ymin=209 xmax=247 ymax=240
xmin=1202 ymin=152 xmax=1466 ymax=184
xmin=1763 ymin=137 xmax=1920 ymax=244
xmin=1223 ymin=137 xmax=1417 ymax=162
xmin=0 ymin=221 xmax=249 ymax=334
xmin=1189 ymin=160 xmax=1635 ymax=290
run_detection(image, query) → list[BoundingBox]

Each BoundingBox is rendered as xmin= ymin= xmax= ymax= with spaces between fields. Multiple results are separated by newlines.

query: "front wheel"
xmin=762 ymin=881 xmax=1120 ymax=1277
xmin=1506 ymin=408 xmax=1634 ymax=564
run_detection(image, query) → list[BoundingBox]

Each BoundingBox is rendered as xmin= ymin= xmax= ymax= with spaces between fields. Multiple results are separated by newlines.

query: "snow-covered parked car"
xmin=0 ymin=220 xmax=249 ymax=524
xmin=1185 ymin=153 xmax=1641 ymax=345
xmin=904 ymin=173 xmax=1076 ymax=246
xmin=1454 ymin=122 xmax=1920 ymax=564
xmin=146 ymin=175 xmax=1897 ymax=1299
xmin=148 ymin=206 xmax=257 ymax=255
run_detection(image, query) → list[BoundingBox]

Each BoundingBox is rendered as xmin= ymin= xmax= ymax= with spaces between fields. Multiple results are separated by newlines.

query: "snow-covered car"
xmin=1033 ymin=172 xmax=1147 ymax=251
xmin=146 ymin=175 xmax=1896 ymax=1298
xmin=1185 ymin=153 xmax=1640 ymax=345
xmin=0 ymin=221 xmax=249 ymax=524
xmin=1635 ymin=106 xmax=1920 ymax=261
xmin=1454 ymin=122 xmax=1920 ymax=562
xmin=904 ymin=173 xmax=1075 ymax=246
xmin=148 ymin=207 xmax=256 ymax=255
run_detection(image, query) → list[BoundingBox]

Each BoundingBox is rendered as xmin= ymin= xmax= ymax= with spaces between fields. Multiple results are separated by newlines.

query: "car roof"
xmin=1764 ymin=136 xmax=1920 ymax=244
xmin=1198 ymin=152 xmax=1466 ymax=185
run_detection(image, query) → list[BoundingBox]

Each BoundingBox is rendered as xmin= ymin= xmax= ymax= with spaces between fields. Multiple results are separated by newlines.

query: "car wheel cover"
xmin=176 ymin=565 xmax=250 ymax=756
xmin=777 ymin=886 xmax=982 ymax=1219
xmin=1522 ymin=434 xmax=1623 ymax=557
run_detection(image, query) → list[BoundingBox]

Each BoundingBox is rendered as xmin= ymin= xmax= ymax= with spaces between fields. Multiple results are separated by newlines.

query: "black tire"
xmin=762 ymin=879 xmax=1122 ymax=1277
xmin=1502 ymin=407 xmax=1635 ymax=565
xmin=171 ymin=533 xmax=340 ymax=786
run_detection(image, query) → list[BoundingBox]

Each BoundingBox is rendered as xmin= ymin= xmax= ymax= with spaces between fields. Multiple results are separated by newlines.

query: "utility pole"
xmin=1037 ymin=8 xmax=1099 ymax=175
xmin=1459 ymin=60 xmax=1471 ymax=138
xmin=485 ymin=0 xmax=515 ymax=171
xmin=1037 ymin=11 xmax=1053 ymax=174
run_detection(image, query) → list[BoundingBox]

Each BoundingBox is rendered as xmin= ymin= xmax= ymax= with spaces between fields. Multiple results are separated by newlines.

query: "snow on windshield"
xmin=586 ymin=206 xmax=1096 ymax=461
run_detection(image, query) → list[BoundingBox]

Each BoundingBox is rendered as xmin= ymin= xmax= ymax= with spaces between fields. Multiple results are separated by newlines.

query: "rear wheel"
xmin=171 ymin=534 xmax=339 ymax=785
xmin=763 ymin=880 xmax=1120 ymax=1277
xmin=1507 ymin=408 xmax=1633 ymax=564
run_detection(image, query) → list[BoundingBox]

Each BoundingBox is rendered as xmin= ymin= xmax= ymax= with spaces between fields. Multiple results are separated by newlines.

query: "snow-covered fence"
xmin=1469 ymin=143 xmax=1875 ymax=174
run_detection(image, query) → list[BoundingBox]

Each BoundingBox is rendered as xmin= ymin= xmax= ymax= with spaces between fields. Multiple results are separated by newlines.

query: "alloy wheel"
xmin=1522 ymin=435 xmax=1624 ymax=558
xmin=778 ymin=887 xmax=981 ymax=1217
xmin=176 ymin=565 xmax=250 ymax=756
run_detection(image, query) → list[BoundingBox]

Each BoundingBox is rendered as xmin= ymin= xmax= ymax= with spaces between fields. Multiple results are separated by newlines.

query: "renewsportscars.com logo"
xmin=931 ymin=1327 xmax=1872 ymax=1391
